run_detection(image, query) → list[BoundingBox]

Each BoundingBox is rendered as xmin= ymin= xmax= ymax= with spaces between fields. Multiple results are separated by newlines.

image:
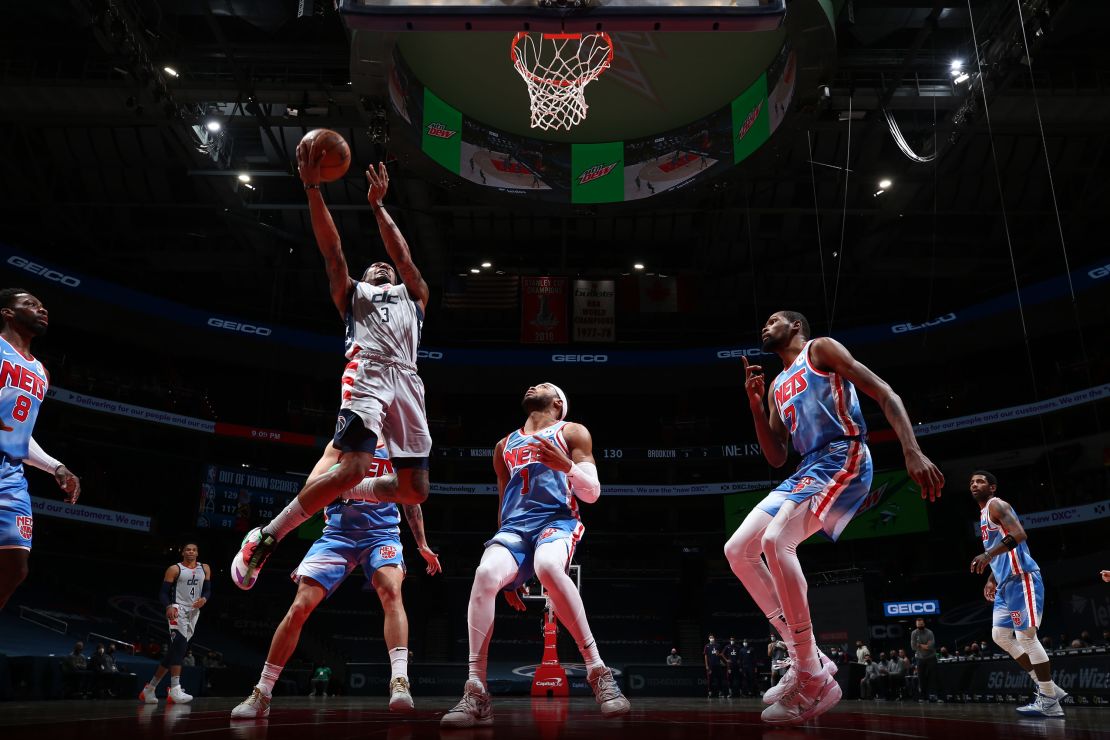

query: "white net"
xmin=511 ymin=32 xmax=613 ymax=132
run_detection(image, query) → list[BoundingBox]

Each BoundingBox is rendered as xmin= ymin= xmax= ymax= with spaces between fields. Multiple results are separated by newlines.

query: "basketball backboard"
xmin=340 ymin=0 xmax=786 ymax=32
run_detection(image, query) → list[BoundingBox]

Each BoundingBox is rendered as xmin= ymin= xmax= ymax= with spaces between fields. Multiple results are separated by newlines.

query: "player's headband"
xmin=541 ymin=382 xmax=568 ymax=420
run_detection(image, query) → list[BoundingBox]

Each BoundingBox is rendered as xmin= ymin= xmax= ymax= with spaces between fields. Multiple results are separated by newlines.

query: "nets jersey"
xmin=980 ymin=497 xmax=1039 ymax=584
xmin=0 ymin=336 xmax=48 ymax=461
xmin=345 ymin=282 xmax=422 ymax=365
xmin=173 ymin=562 xmax=206 ymax=607
xmin=772 ymin=340 xmax=866 ymax=456
xmin=323 ymin=444 xmax=399 ymax=535
xmin=499 ymin=421 xmax=579 ymax=532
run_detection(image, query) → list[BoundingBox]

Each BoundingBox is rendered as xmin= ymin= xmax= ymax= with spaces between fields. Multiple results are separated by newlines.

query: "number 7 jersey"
xmin=0 ymin=336 xmax=48 ymax=461
xmin=499 ymin=421 xmax=580 ymax=533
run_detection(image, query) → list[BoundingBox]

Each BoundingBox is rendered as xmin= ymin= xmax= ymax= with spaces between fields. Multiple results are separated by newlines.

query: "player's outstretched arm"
xmin=26 ymin=437 xmax=81 ymax=503
xmin=971 ymin=499 xmax=1027 ymax=574
xmin=402 ymin=504 xmax=441 ymax=575
xmin=809 ymin=337 xmax=945 ymax=501
xmin=366 ymin=163 xmax=429 ymax=311
xmin=741 ymin=357 xmax=789 ymax=468
xmin=298 ymin=138 xmax=355 ymax=317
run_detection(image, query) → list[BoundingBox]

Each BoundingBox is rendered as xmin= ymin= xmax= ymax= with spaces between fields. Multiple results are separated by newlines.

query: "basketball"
xmin=300 ymin=128 xmax=351 ymax=182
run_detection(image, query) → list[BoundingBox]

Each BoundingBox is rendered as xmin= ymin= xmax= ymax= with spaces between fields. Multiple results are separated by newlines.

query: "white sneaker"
xmin=167 ymin=685 xmax=193 ymax=704
xmin=138 ymin=685 xmax=158 ymax=704
xmin=1016 ymin=692 xmax=1065 ymax=718
xmin=440 ymin=679 xmax=493 ymax=727
xmin=389 ymin=676 xmax=415 ymax=713
xmin=761 ymin=669 xmax=842 ymax=725
xmin=763 ymin=650 xmax=837 ymax=705
xmin=587 ymin=666 xmax=631 ymax=717
xmin=231 ymin=527 xmax=277 ymax=590
xmin=231 ymin=687 xmax=272 ymax=719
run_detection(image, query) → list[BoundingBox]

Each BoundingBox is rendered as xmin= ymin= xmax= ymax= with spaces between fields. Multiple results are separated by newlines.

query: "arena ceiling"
xmin=0 ymin=0 xmax=1106 ymax=346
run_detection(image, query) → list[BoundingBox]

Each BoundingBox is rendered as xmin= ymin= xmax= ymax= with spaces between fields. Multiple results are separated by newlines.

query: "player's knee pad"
xmin=1016 ymin=630 xmax=1049 ymax=664
xmin=992 ymin=626 xmax=1022 ymax=659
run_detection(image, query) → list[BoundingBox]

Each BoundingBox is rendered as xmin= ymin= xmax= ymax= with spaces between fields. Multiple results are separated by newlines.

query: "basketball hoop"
xmin=511 ymin=32 xmax=613 ymax=131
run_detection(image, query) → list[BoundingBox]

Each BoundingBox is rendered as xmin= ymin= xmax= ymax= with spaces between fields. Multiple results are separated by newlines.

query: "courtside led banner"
xmin=883 ymin=600 xmax=941 ymax=618
xmin=30 ymin=497 xmax=151 ymax=533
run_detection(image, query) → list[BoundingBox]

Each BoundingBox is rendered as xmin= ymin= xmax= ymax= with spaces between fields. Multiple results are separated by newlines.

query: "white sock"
xmin=389 ymin=647 xmax=409 ymax=680
xmin=258 ymin=662 xmax=283 ymax=696
xmin=1029 ymin=671 xmax=1062 ymax=697
xmin=787 ymin=621 xmax=821 ymax=675
xmin=170 ymin=676 xmax=180 ymax=688
xmin=264 ymin=499 xmax=310 ymax=541
xmin=1037 ymin=679 xmax=1055 ymax=697
xmin=579 ymin=636 xmax=604 ymax=673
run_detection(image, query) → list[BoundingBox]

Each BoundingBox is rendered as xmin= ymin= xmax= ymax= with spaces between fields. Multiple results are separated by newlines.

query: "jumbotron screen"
xmin=196 ymin=464 xmax=305 ymax=533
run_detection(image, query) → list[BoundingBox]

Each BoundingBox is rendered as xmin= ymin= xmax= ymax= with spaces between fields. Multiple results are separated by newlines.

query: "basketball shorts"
xmin=292 ymin=529 xmax=406 ymax=596
xmin=338 ymin=357 xmax=432 ymax=463
xmin=486 ymin=518 xmax=585 ymax=592
xmin=756 ymin=437 xmax=873 ymax=541
xmin=0 ymin=461 xmax=32 ymax=551
xmin=993 ymin=571 xmax=1044 ymax=632
xmin=169 ymin=605 xmax=200 ymax=641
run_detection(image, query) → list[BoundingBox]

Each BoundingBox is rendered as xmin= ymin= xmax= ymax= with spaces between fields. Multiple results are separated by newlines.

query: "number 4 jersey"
xmin=0 ymin=335 xmax=48 ymax=461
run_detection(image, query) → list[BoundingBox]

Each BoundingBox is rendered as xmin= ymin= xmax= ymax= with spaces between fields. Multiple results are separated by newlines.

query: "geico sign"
xmin=716 ymin=348 xmax=762 ymax=359
xmin=882 ymin=600 xmax=940 ymax=617
xmin=417 ymin=350 xmax=444 ymax=360
xmin=891 ymin=313 xmax=956 ymax=334
xmin=7 ymin=256 xmax=81 ymax=287
xmin=1089 ymin=264 xmax=1110 ymax=279
xmin=207 ymin=318 xmax=272 ymax=336
xmin=552 ymin=354 xmax=608 ymax=363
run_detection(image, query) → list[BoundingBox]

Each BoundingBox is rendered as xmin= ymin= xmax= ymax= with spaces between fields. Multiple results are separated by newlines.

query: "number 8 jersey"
xmin=0 ymin=336 xmax=48 ymax=461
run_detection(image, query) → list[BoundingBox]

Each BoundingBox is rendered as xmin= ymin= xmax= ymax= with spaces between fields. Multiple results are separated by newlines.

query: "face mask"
xmin=743 ymin=642 xmax=748 ymax=647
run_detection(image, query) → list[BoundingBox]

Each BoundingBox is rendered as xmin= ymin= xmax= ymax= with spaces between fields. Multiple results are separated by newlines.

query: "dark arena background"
xmin=0 ymin=1 xmax=1108 ymax=738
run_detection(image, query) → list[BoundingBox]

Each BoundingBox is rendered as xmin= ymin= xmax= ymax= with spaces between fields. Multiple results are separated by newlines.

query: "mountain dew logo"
xmin=426 ymin=122 xmax=457 ymax=139
xmin=577 ymin=162 xmax=619 ymax=185
xmin=737 ymin=99 xmax=765 ymax=142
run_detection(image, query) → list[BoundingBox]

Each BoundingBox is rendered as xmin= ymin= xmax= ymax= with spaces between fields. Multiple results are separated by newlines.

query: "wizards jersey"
xmin=772 ymin=340 xmax=866 ymax=456
xmin=172 ymin=562 xmax=206 ymax=607
xmin=980 ymin=497 xmax=1039 ymax=584
xmin=322 ymin=444 xmax=399 ymax=535
xmin=345 ymin=281 xmax=422 ymax=366
xmin=0 ymin=336 xmax=48 ymax=461
xmin=499 ymin=420 xmax=579 ymax=532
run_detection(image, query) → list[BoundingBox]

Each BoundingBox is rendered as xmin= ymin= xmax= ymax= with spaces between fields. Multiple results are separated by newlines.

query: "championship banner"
xmin=520 ymin=276 xmax=568 ymax=343
xmin=572 ymin=279 xmax=615 ymax=342
xmin=30 ymin=497 xmax=151 ymax=533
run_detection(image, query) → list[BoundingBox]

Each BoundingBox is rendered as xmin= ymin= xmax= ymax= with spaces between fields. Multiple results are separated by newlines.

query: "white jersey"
xmin=173 ymin=562 xmax=205 ymax=607
xmin=344 ymin=281 xmax=422 ymax=368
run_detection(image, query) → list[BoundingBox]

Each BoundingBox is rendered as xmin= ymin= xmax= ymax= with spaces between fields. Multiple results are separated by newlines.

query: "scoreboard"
xmin=196 ymin=464 xmax=305 ymax=533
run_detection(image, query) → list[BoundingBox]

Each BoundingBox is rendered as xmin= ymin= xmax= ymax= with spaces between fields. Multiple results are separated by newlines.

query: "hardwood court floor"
xmin=0 ymin=696 xmax=1102 ymax=739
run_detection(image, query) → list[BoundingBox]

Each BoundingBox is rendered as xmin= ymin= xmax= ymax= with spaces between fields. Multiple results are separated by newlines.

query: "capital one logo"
xmin=7 ymin=256 xmax=81 ymax=287
xmin=534 ymin=678 xmax=563 ymax=687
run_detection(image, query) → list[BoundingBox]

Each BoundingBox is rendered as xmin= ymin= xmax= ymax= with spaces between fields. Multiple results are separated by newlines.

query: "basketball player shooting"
xmin=725 ymin=310 xmax=944 ymax=725
xmin=970 ymin=470 xmax=1067 ymax=717
xmin=0 ymin=289 xmax=81 ymax=611
xmin=231 ymin=148 xmax=432 ymax=591
xmin=441 ymin=383 xmax=630 ymax=727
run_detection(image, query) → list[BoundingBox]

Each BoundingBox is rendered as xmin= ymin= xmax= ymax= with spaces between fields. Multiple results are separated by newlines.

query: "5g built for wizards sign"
xmin=883 ymin=600 xmax=941 ymax=618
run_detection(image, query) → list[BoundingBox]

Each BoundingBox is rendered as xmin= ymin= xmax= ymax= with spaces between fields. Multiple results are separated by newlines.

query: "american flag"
xmin=442 ymin=275 xmax=520 ymax=310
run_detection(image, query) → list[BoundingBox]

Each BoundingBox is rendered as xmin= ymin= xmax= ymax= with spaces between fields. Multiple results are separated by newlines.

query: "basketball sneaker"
xmin=231 ymin=527 xmax=277 ymax=590
xmin=167 ymin=685 xmax=193 ymax=704
xmin=388 ymin=676 xmax=415 ymax=713
xmin=587 ymin=666 xmax=631 ymax=717
xmin=763 ymin=650 xmax=837 ymax=705
xmin=1016 ymin=692 xmax=1065 ymax=718
xmin=440 ymin=680 xmax=493 ymax=727
xmin=761 ymin=668 xmax=842 ymax=725
xmin=231 ymin=687 xmax=272 ymax=719
xmin=139 ymin=685 xmax=157 ymax=704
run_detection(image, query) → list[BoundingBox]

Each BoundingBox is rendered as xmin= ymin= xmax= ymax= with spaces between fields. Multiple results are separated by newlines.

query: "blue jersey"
xmin=322 ymin=445 xmax=399 ymax=535
xmin=499 ymin=421 xmax=579 ymax=532
xmin=772 ymin=340 xmax=866 ymax=456
xmin=980 ymin=497 xmax=1039 ymax=584
xmin=0 ymin=336 xmax=49 ymax=461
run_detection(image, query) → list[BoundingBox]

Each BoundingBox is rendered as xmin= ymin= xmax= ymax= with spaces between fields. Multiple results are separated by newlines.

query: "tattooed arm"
xmin=402 ymin=504 xmax=441 ymax=575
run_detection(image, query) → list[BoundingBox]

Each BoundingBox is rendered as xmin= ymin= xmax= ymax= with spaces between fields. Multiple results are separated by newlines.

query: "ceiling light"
xmin=205 ymin=120 xmax=221 ymax=133
xmin=633 ymin=263 xmax=645 ymax=270
xmin=878 ymin=179 xmax=892 ymax=189
xmin=953 ymin=73 xmax=970 ymax=85
xmin=237 ymin=173 xmax=251 ymax=183
xmin=950 ymin=59 xmax=963 ymax=70
xmin=163 ymin=66 xmax=179 ymax=78
xmin=480 ymin=261 xmax=491 ymax=268
xmin=874 ymin=189 xmax=886 ymax=197
xmin=470 ymin=268 xmax=480 ymax=274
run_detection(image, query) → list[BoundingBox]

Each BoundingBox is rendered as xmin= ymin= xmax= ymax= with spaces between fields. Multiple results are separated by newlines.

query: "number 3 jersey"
xmin=772 ymin=340 xmax=866 ymax=456
xmin=0 ymin=335 xmax=48 ymax=462
xmin=344 ymin=281 xmax=422 ymax=367
xmin=499 ymin=421 xmax=580 ymax=533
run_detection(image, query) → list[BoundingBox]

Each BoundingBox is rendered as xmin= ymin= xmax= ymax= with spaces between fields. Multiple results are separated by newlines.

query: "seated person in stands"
xmin=666 ymin=648 xmax=682 ymax=666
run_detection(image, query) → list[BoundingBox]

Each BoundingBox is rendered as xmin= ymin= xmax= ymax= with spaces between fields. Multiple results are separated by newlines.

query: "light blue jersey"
xmin=772 ymin=340 xmax=866 ymax=456
xmin=499 ymin=420 xmax=580 ymax=533
xmin=982 ymin=497 xmax=1044 ymax=631
xmin=980 ymin=497 xmax=1040 ymax=584
xmin=322 ymin=446 xmax=399 ymax=536
xmin=0 ymin=336 xmax=48 ymax=461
